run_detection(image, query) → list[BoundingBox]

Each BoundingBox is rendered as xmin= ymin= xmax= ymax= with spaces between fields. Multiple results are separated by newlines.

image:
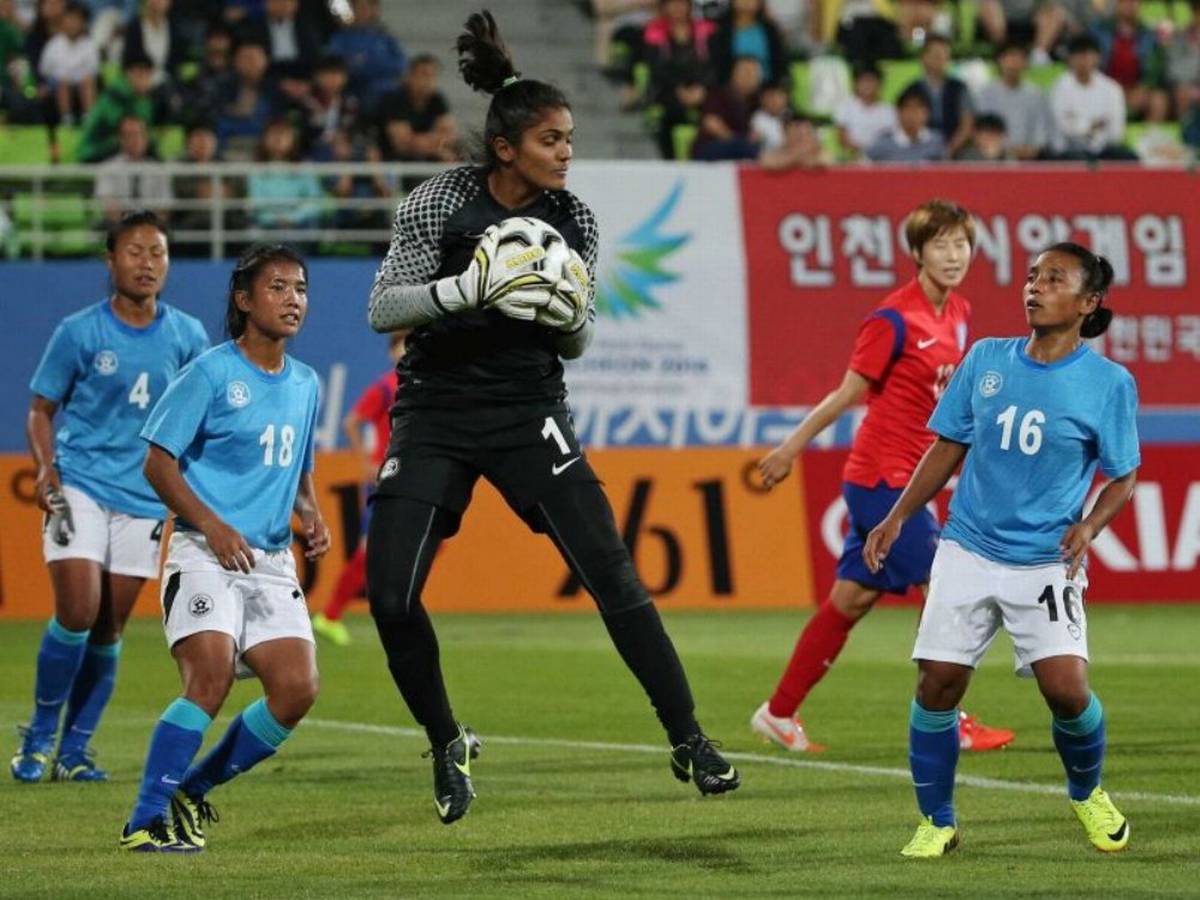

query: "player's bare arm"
xmin=293 ymin=473 xmax=330 ymax=561
xmin=144 ymin=444 xmax=254 ymax=574
xmin=27 ymin=395 xmax=62 ymax=511
xmin=759 ymin=370 xmax=870 ymax=489
xmin=1061 ymin=469 xmax=1137 ymax=578
xmin=863 ymin=437 xmax=967 ymax=573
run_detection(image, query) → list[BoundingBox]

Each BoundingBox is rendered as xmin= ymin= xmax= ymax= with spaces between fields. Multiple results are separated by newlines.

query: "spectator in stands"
xmin=641 ymin=0 xmax=714 ymax=105
xmin=656 ymin=64 xmax=706 ymax=158
xmin=591 ymin=0 xmax=656 ymax=68
xmin=171 ymin=120 xmax=236 ymax=254
xmin=82 ymin=0 xmax=136 ymax=65
xmin=375 ymin=52 xmax=459 ymax=162
xmin=95 ymin=114 xmax=172 ymax=221
xmin=0 ymin=0 xmax=27 ymax=116
xmin=247 ymin=116 xmax=323 ymax=232
xmin=711 ymin=0 xmax=787 ymax=85
xmin=834 ymin=0 xmax=903 ymax=65
xmin=976 ymin=41 xmax=1053 ymax=159
xmin=24 ymin=0 xmax=65 ymax=78
xmin=121 ymin=0 xmax=185 ymax=89
xmin=1091 ymin=0 xmax=1164 ymax=118
xmin=326 ymin=0 xmax=405 ymax=113
xmin=1049 ymin=33 xmax=1137 ymax=158
xmin=760 ymin=113 xmax=830 ymax=169
xmin=177 ymin=20 xmax=235 ymax=126
xmin=834 ymin=62 xmax=897 ymax=158
xmin=692 ymin=54 xmax=763 ymax=160
xmin=319 ymin=126 xmax=389 ymax=231
xmin=38 ymin=1 xmax=97 ymax=125
xmin=866 ymin=83 xmax=946 ymax=160
xmin=979 ymin=0 xmax=1079 ymax=66
xmin=1133 ymin=86 xmax=1193 ymax=163
xmin=905 ymin=33 xmax=973 ymax=157
xmin=216 ymin=38 xmax=278 ymax=160
xmin=750 ymin=80 xmax=792 ymax=152
xmin=297 ymin=53 xmax=359 ymax=155
xmin=239 ymin=0 xmax=321 ymax=76
xmin=955 ymin=111 xmax=1010 ymax=159
xmin=78 ymin=51 xmax=155 ymax=161
xmin=1165 ymin=0 xmax=1200 ymax=118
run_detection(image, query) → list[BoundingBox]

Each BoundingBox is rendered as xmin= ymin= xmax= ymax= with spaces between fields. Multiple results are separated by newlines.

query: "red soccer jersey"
xmin=353 ymin=370 xmax=399 ymax=468
xmin=843 ymin=278 xmax=971 ymax=488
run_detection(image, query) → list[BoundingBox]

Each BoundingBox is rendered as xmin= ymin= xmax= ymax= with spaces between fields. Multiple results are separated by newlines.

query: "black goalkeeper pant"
xmin=366 ymin=484 xmax=700 ymax=748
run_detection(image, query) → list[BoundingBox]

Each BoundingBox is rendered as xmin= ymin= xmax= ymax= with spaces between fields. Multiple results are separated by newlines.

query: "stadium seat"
xmin=671 ymin=123 xmax=698 ymax=160
xmin=0 ymin=127 xmax=50 ymax=165
xmin=817 ymin=124 xmax=849 ymax=162
xmin=12 ymin=192 xmax=100 ymax=257
xmin=156 ymin=127 xmax=185 ymax=161
xmin=1139 ymin=0 xmax=1172 ymax=25
xmin=1124 ymin=121 xmax=1183 ymax=152
xmin=880 ymin=59 xmax=923 ymax=103
xmin=1026 ymin=63 xmax=1066 ymax=92
xmin=790 ymin=61 xmax=811 ymax=114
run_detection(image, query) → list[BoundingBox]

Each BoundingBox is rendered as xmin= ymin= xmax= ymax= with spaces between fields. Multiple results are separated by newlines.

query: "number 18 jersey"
xmin=929 ymin=337 xmax=1140 ymax=566
xmin=141 ymin=341 xmax=320 ymax=551
xmin=30 ymin=300 xmax=209 ymax=519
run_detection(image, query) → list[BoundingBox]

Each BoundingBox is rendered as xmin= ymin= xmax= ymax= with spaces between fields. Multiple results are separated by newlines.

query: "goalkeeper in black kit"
xmin=365 ymin=9 xmax=741 ymax=825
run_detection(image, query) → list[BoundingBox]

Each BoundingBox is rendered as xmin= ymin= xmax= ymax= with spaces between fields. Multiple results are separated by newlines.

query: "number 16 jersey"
xmin=929 ymin=337 xmax=1140 ymax=566
xmin=141 ymin=341 xmax=319 ymax=552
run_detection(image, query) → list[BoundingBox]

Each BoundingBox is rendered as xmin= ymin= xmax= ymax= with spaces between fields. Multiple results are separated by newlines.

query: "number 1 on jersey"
xmin=541 ymin=416 xmax=571 ymax=456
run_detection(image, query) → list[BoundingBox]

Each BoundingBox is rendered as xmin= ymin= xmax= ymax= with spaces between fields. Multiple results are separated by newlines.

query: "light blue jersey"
xmin=30 ymin=300 xmax=209 ymax=519
xmin=140 ymin=341 xmax=320 ymax=552
xmin=929 ymin=337 xmax=1140 ymax=566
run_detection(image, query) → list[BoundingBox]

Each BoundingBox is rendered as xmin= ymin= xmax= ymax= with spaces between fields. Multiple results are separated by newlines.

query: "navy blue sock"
xmin=30 ymin=618 xmax=90 ymax=738
xmin=181 ymin=698 xmax=292 ymax=798
xmin=909 ymin=700 xmax=960 ymax=827
xmin=60 ymin=641 xmax=121 ymax=756
xmin=129 ymin=699 xmax=212 ymax=830
xmin=1052 ymin=693 xmax=1106 ymax=802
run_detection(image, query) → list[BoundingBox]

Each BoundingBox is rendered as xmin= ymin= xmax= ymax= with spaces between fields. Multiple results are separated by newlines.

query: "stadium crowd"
xmin=591 ymin=0 xmax=1200 ymax=164
xmin=0 ymin=0 xmax=462 ymax=233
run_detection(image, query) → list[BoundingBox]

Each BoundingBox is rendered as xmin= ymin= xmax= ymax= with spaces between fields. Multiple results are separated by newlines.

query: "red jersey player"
xmin=751 ymin=200 xmax=1015 ymax=753
xmin=312 ymin=330 xmax=408 ymax=646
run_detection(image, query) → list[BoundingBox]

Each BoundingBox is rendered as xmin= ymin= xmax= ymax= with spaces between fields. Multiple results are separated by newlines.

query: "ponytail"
xmin=225 ymin=243 xmax=307 ymax=339
xmin=1044 ymin=242 xmax=1115 ymax=338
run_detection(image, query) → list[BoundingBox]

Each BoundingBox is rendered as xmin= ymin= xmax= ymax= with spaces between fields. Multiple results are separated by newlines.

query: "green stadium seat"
xmin=957 ymin=0 xmax=980 ymax=49
xmin=790 ymin=60 xmax=811 ymax=114
xmin=671 ymin=123 xmax=698 ymax=160
xmin=156 ymin=126 xmax=185 ymax=161
xmin=12 ymin=192 xmax=101 ymax=257
xmin=0 ymin=127 xmax=50 ymax=165
xmin=1124 ymin=121 xmax=1183 ymax=151
xmin=1139 ymin=0 xmax=1171 ymax=25
xmin=881 ymin=59 xmax=922 ymax=103
xmin=1026 ymin=63 xmax=1066 ymax=92
xmin=817 ymin=124 xmax=848 ymax=162
xmin=1174 ymin=1 xmax=1195 ymax=27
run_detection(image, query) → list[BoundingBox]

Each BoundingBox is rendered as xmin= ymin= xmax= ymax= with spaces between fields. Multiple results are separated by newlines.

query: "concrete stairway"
xmin=380 ymin=0 xmax=657 ymax=159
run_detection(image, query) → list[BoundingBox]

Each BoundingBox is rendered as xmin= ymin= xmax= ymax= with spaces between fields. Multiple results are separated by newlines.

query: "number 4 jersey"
xmin=141 ymin=341 xmax=320 ymax=551
xmin=30 ymin=300 xmax=209 ymax=519
xmin=930 ymin=337 xmax=1140 ymax=566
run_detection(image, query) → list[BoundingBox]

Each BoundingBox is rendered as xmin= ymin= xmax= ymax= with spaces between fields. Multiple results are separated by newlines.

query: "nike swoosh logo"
xmin=160 ymin=775 xmax=180 ymax=785
xmin=1070 ymin=762 xmax=1103 ymax=773
xmin=917 ymin=338 xmax=938 ymax=349
xmin=551 ymin=457 xmax=581 ymax=476
xmin=454 ymin=760 xmax=471 ymax=776
xmin=1108 ymin=821 xmax=1128 ymax=842
xmin=435 ymin=797 xmax=451 ymax=818
xmin=762 ymin=718 xmax=796 ymax=746
xmin=716 ymin=767 xmax=738 ymax=781
xmin=912 ymin=781 xmax=935 ymax=787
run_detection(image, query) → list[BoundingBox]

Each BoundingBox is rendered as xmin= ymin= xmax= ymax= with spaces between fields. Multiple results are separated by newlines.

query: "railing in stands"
xmin=0 ymin=162 xmax=450 ymax=261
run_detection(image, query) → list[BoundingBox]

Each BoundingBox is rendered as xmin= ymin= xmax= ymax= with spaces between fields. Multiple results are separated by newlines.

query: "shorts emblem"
xmin=189 ymin=594 xmax=214 ymax=617
xmin=379 ymin=458 xmax=400 ymax=480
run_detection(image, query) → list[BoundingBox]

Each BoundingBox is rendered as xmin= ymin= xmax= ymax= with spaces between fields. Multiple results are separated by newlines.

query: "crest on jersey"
xmin=93 ymin=350 xmax=119 ymax=375
xmin=227 ymin=381 xmax=251 ymax=408
xmin=955 ymin=322 xmax=968 ymax=351
xmin=189 ymin=594 xmax=213 ymax=617
xmin=379 ymin=458 xmax=400 ymax=481
xmin=979 ymin=370 xmax=1003 ymax=398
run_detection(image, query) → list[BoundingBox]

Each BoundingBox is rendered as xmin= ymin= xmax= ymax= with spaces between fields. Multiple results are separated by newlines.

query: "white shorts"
xmin=913 ymin=539 xmax=1089 ymax=677
xmin=161 ymin=532 xmax=314 ymax=670
xmin=42 ymin=484 xmax=164 ymax=578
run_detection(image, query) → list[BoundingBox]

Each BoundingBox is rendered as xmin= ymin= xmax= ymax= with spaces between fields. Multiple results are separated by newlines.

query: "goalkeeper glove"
xmin=534 ymin=249 xmax=591 ymax=332
xmin=45 ymin=487 xmax=75 ymax=547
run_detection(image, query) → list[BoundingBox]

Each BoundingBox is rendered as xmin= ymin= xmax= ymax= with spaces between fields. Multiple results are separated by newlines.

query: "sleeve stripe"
xmin=870 ymin=309 xmax=907 ymax=367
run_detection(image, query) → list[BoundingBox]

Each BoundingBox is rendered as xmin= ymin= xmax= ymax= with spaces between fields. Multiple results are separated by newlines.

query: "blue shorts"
xmin=837 ymin=481 xmax=939 ymax=595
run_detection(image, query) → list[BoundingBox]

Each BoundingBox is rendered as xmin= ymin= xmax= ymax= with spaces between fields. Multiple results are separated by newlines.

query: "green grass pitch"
xmin=2 ymin=606 xmax=1198 ymax=898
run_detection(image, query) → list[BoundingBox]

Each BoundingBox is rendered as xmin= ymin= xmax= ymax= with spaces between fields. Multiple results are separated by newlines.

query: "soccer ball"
xmin=487 ymin=216 xmax=573 ymax=290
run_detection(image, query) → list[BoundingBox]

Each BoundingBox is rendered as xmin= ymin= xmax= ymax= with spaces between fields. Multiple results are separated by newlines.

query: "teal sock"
xmin=61 ymin=641 xmax=122 ymax=756
xmin=129 ymin=698 xmax=212 ymax=830
xmin=909 ymin=700 xmax=960 ymax=827
xmin=30 ymin=618 xmax=90 ymax=738
xmin=181 ymin=699 xmax=292 ymax=798
xmin=1053 ymin=693 xmax=1106 ymax=802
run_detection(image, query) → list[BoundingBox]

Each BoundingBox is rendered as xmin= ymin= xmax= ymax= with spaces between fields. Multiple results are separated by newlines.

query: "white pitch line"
xmin=303 ymin=717 xmax=1200 ymax=808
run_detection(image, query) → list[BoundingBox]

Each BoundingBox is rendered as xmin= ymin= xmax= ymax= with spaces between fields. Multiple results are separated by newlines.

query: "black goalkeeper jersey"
xmin=372 ymin=165 xmax=599 ymax=410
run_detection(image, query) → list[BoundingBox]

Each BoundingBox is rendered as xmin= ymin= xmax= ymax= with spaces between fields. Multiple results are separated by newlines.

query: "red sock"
xmin=768 ymin=602 xmax=857 ymax=718
xmin=324 ymin=547 xmax=367 ymax=621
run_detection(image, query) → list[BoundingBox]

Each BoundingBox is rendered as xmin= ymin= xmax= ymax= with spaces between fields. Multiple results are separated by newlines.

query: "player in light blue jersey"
xmin=13 ymin=211 xmax=209 ymax=785
xmin=865 ymin=243 xmax=1139 ymax=858
xmin=119 ymin=245 xmax=329 ymax=853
